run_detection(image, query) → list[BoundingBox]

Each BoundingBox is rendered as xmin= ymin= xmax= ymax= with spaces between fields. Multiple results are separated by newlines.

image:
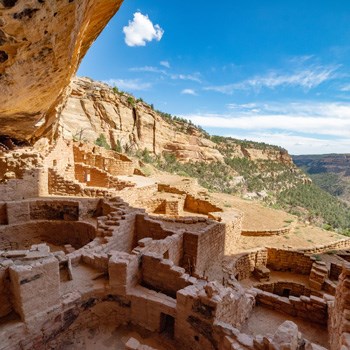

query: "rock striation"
xmin=57 ymin=77 xmax=224 ymax=163
xmin=0 ymin=0 xmax=123 ymax=140
xmin=55 ymin=77 xmax=300 ymax=165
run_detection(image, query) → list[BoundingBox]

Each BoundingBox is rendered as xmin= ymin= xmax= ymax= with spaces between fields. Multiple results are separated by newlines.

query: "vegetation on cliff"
xmin=293 ymin=154 xmax=350 ymax=204
xmin=138 ymin=148 xmax=305 ymax=195
xmin=276 ymin=183 xmax=350 ymax=235
xmin=95 ymin=83 xmax=350 ymax=236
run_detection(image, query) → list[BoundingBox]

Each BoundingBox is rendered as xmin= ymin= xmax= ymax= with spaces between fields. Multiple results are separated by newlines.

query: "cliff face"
xmin=0 ymin=0 xmax=123 ymax=141
xmin=56 ymin=77 xmax=300 ymax=166
xmin=57 ymin=77 xmax=224 ymax=163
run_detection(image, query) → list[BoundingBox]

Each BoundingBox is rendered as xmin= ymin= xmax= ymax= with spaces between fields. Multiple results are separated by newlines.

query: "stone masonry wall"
xmin=0 ymin=221 xmax=96 ymax=250
xmin=135 ymin=214 xmax=177 ymax=241
xmin=0 ymin=203 xmax=7 ymax=225
xmin=73 ymin=143 xmax=134 ymax=176
xmin=256 ymin=281 xmax=311 ymax=297
xmin=185 ymin=194 xmax=222 ymax=215
xmin=301 ymin=238 xmax=350 ymax=254
xmin=329 ymin=263 xmax=350 ymax=350
xmin=255 ymin=288 xmax=328 ymax=325
xmin=48 ymin=168 xmax=112 ymax=198
xmin=136 ymin=233 xmax=184 ymax=266
xmin=183 ymin=222 xmax=226 ymax=280
xmin=224 ymin=249 xmax=268 ymax=281
xmin=0 ymin=168 xmax=46 ymax=201
xmin=175 ymin=282 xmax=254 ymax=350
xmin=267 ymin=248 xmax=314 ymax=274
xmin=141 ymin=253 xmax=193 ymax=298
xmin=0 ymin=266 xmax=12 ymax=318
xmin=9 ymin=256 xmax=60 ymax=322
xmin=43 ymin=138 xmax=74 ymax=177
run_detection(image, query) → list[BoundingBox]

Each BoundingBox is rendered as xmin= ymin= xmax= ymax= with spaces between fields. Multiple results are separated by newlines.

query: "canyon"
xmin=293 ymin=154 xmax=350 ymax=204
xmin=0 ymin=1 xmax=350 ymax=350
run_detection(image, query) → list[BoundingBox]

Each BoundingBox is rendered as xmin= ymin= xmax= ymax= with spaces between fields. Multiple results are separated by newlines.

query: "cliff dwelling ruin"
xmin=1 ymin=1 xmax=350 ymax=350
xmin=0 ymin=138 xmax=349 ymax=350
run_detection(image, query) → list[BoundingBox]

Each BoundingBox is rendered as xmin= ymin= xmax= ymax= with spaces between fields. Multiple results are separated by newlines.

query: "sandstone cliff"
xmin=56 ymin=77 xmax=297 ymax=166
xmin=57 ymin=77 xmax=224 ymax=163
xmin=0 ymin=0 xmax=123 ymax=140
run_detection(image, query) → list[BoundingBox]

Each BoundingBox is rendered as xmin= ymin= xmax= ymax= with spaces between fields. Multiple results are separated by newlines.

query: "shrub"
xmin=127 ymin=96 xmax=135 ymax=107
xmin=141 ymin=148 xmax=153 ymax=163
xmin=114 ymin=140 xmax=122 ymax=153
xmin=95 ymin=134 xmax=110 ymax=150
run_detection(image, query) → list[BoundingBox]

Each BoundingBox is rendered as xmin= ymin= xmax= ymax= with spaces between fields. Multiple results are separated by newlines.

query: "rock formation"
xmin=0 ymin=0 xmax=123 ymax=140
xmin=56 ymin=77 xmax=224 ymax=163
xmin=55 ymin=77 xmax=302 ymax=166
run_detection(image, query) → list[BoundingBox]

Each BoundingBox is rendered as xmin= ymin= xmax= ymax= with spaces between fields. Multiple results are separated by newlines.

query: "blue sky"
xmin=78 ymin=0 xmax=350 ymax=155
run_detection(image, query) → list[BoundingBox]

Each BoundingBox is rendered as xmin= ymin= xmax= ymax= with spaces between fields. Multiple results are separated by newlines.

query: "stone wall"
xmin=256 ymin=281 xmax=311 ymax=297
xmin=330 ymin=262 xmax=343 ymax=281
xmin=109 ymin=251 xmax=140 ymax=295
xmin=135 ymin=214 xmax=177 ymax=241
xmin=81 ymin=252 xmax=109 ymax=272
xmin=137 ymin=232 xmax=184 ymax=266
xmin=267 ymin=248 xmax=314 ymax=274
xmin=175 ymin=281 xmax=254 ymax=350
xmin=185 ymin=194 xmax=222 ymax=215
xmin=9 ymin=254 xmax=60 ymax=322
xmin=301 ymin=239 xmax=350 ymax=254
xmin=0 ymin=221 xmax=96 ymax=251
xmin=224 ymin=249 xmax=268 ymax=281
xmin=0 ymin=203 xmax=7 ymax=225
xmin=43 ymin=138 xmax=75 ymax=178
xmin=48 ymin=168 xmax=113 ymax=198
xmin=241 ymin=227 xmax=290 ymax=236
xmin=75 ymin=163 xmax=110 ymax=187
xmin=129 ymin=286 xmax=177 ymax=333
xmin=0 ymin=168 xmax=46 ymax=201
xmin=118 ymin=184 xmax=159 ymax=207
xmin=219 ymin=211 xmax=243 ymax=255
xmin=183 ymin=222 xmax=226 ymax=280
xmin=4 ymin=198 xmax=101 ymax=225
xmin=255 ymin=288 xmax=328 ymax=325
xmin=0 ymin=266 xmax=12 ymax=318
xmin=73 ymin=143 xmax=134 ymax=176
xmin=141 ymin=253 xmax=193 ymax=298
xmin=97 ymin=208 xmax=139 ymax=253
xmin=329 ymin=263 xmax=350 ymax=350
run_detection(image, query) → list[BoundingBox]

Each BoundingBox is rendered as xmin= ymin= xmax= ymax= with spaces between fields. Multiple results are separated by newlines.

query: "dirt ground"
xmin=56 ymin=324 xmax=178 ymax=350
xmin=152 ymin=173 xmax=346 ymax=252
xmin=241 ymin=305 xmax=329 ymax=348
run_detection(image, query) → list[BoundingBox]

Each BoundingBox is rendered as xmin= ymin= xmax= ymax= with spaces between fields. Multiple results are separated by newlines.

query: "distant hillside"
xmin=56 ymin=77 xmax=309 ymax=197
xmin=55 ymin=77 xmax=350 ymax=235
xmin=293 ymin=154 xmax=350 ymax=204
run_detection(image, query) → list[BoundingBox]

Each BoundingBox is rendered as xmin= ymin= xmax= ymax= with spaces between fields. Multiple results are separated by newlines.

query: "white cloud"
xmin=129 ymin=66 xmax=166 ymax=74
xmin=225 ymin=132 xmax=350 ymax=155
xmin=129 ymin=66 xmax=202 ymax=83
xmin=170 ymin=73 xmax=202 ymax=83
xmin=340 ymin=84 xmax=350 ymax=92
xmin=181 ymin=89 xmax=197 ymax=96
xmin=123 ymin=12 xmax=164 ymax=47
xmin=183 ymin=105 xmax=350 ymax=137
xmin=104 ymin=79 xmax=151 ymax=91
xmin=180 ymin=101 xmax=350 ymax=154
xmin=204 ymin=65 xmax=339 ymax=94
xmin=160 ymin=61 xmax=170 ymax=68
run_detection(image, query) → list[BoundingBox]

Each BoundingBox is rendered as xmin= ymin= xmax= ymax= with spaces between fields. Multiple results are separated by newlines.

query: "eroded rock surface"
xmin=0 ymin=0 xmax=123 ymax=140
xmin=57 ymin=77 xmax=224 ymax=163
